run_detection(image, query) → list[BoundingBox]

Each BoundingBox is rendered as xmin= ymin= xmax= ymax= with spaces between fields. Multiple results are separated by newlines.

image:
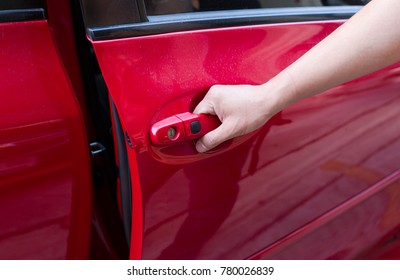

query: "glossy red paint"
xmin=0 ymin=20 xmax=92 ymax=259
xmin=46 ymin=0 xmax=89 ymax=125
xmin=127 ymin=141 xmax=144 ymax=260
xmin=92 ymin=21 xmax=400 ymax=259
xmin=249 ymin=170 xmax=400 ymax=259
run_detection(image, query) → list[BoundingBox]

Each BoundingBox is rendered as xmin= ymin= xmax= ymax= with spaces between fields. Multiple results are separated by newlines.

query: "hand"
xmin=193 ymin=84 xmax=277 ymax=153
xmin=193 ymin=0 xmax=400 ymax=154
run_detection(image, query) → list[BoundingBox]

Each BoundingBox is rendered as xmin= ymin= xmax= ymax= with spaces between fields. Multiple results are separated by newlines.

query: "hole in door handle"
xmin=150 ymin=112 xmax=221 ymax=146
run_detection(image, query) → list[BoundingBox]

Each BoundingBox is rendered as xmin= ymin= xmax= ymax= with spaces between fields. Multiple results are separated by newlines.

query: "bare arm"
xmin=194 ymin=0 xmax=400 ymax=153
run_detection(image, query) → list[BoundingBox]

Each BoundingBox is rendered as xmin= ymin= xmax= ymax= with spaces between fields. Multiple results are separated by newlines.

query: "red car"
xmin=1 ymin=0 xmax=400 ymax=260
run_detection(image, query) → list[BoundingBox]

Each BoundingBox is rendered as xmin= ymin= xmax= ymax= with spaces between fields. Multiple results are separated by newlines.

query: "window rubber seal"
xmin=0 ymin=8 xmax=44 ymax=23
xmin=87 ymin=6 xmax=361 ymax=40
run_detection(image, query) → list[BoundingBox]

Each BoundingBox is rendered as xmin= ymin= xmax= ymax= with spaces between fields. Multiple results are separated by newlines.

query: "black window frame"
xmin=86 ymin=7 xmax=361 ymax=40
xmin=0 ymin=0 xmax=45 ymax=23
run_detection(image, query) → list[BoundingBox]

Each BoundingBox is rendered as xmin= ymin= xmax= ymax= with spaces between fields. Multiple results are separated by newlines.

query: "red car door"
xmin=82 ymin=0 xmax=400 ymax=259
xmin=0 ymin=2 xmax=92 ymax=259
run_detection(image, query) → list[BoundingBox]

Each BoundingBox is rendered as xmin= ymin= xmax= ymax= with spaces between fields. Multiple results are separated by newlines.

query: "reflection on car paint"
xmin=92 ymin=21 xmax=400 ymax=259
xmin=0 ymin=21 xmax=91 ymax=259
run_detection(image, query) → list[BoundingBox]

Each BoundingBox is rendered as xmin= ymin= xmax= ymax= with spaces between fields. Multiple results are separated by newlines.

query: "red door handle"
xmin=150 ymin=112 xmax=221 ymax=146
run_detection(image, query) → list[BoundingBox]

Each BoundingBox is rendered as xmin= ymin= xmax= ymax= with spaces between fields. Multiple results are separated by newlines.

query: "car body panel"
xmin=0 ymin=20 xmax=92 ymax=259
xmin=91 ymin=20 xmax=400 ymax=259
xmin=250 ymin=169 xmax=400 ymax=259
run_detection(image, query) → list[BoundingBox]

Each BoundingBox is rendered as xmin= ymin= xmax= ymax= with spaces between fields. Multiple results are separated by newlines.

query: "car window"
xmin=145 ymin=0 xmax=368 ymax=16
xmin=0 ymin=0 xmax=45 ymax=9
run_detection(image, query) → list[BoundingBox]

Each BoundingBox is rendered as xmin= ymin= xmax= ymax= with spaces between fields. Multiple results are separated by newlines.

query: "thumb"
xmin=193 ymin=99 xmax=215 ymax=115
xmin=195 ymin=120 xmax=234 ymax=153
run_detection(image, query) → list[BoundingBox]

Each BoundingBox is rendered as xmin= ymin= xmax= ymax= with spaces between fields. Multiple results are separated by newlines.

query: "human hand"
xmin=193 ymin=84 xmax=277 ymax=153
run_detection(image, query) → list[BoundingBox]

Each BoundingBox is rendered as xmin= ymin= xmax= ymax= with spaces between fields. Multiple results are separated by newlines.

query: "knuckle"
xmin=209 ymin=85 xmax=222 ymax=95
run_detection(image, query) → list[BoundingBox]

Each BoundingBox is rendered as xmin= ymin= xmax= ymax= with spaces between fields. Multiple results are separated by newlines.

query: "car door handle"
xmin=150 ymin=112 xmax=221 ymax=146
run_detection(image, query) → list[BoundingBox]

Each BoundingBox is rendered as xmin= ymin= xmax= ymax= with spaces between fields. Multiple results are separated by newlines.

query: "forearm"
xmin=194 ymin=0 xmax=400 ymax=153
xmin=265 ymin=0 xmax=400 ymax=112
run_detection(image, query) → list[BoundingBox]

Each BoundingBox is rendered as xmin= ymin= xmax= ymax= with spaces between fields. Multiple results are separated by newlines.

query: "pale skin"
xmin=194 ymin=0 xmax=400 ymax=153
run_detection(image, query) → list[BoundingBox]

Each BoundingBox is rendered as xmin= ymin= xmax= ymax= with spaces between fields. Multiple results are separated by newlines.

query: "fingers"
xmin=193 ymin=85 xmax=237 ymax=152
xmin=194 ymin=85 xmax=221 ymax=115
xmin=193 ymin=99 xmax=215 ymax=115
xmin=195 ymin=120 xmax=235 ymax=153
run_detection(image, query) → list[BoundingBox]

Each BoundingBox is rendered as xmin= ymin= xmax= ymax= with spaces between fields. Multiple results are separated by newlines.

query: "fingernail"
xmin=196 ymin=141 xmax=208 ymax=153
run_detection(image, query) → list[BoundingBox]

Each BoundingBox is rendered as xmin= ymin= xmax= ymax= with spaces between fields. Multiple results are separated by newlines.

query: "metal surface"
xmin=92 ymin=20 xmax=400 ymax=259
xmin=0 ymin=20 xmax=92 ymax=259
xmin=90 ymin=142 xmax=106 ymax=156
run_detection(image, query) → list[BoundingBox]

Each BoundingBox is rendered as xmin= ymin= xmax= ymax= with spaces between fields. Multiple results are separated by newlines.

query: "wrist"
xmin=258 ymin=71 xmax=296 ymax=117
